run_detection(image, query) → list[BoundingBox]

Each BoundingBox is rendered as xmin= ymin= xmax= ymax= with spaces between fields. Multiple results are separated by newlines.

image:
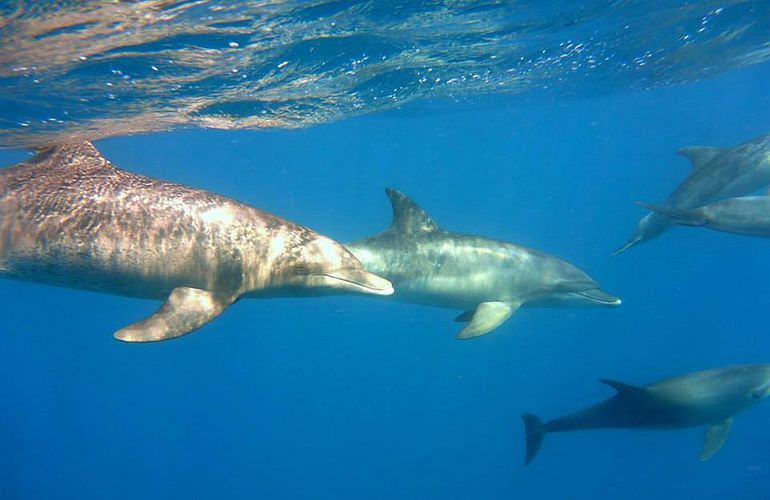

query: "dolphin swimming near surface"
xmin=522 ymin=365 xmax=770 ymax=465
xmin=614 ymin=134 xmax=770 ymax=254
xmin=0 ymin=142 xmax=393 ymax=342
xmin=345 ymin=188 xmax=620 ymax=339
xmin=638 ymin=196 xmax=770 ymax=239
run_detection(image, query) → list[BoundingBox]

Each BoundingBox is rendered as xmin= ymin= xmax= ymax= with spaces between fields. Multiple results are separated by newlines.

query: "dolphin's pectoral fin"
xmin=456 ymin=301 xmax=521 ymax=339
xmin=677 ymin=146 xmax=721 ymax=170
xmin=700 ymin=418 xmax=733 ymax=461
xmin=114 ymin=287 xmax=237 ymax=342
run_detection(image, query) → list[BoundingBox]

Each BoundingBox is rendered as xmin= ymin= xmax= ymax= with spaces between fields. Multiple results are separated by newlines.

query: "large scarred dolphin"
xmin=0 ymin=142 xmax=393 ymax=341
xmin=615 ymin=134 xmax=770 ymax=254
xmin=345 ymin=188 xmax=619 ymax=339
xmin=522 ymin=365 xmax=770 ymax=465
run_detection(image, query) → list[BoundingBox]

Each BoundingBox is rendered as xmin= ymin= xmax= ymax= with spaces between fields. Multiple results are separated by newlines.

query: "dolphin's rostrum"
xmin=346 ymin=188 xmax=620 ymax=339
xmin=0 ymin=142 xmax=393 ymax=341
xmin=522 ymin=365 xmax=770 ymax=465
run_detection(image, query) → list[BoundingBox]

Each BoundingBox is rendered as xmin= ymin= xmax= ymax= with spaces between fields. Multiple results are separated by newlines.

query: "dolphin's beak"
xmin=612 ymin=236 xmax=640 ymax=256
xmin=574 ymin=289 xmax=622 ymax=306
xmin=313 ymin=270 xmax=394 ymax=296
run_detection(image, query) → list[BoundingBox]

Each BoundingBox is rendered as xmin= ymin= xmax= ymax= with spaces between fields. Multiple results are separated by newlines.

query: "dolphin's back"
xmin=668 ymin=137 xmax=770 ymax=208
xmin=0 ymin=143 xmax=300 ymax=298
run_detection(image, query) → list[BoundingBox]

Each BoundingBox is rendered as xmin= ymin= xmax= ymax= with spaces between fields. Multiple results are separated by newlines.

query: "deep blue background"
xmin=1 ymin=62 xmax=770 ymax=499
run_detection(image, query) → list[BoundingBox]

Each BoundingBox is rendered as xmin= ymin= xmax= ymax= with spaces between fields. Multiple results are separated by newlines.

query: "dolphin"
xmin=614 ymin=134 xmax=770 ymax=254
xmin=0 ymin=142 xmax=393 ymax=342
xmin=522 ymin=364 xmax=770 ymax=465
xmin=345 ymin=188 xmax=620 ymax=339
xmin=638 ymin=196 xmax=770 ymax=239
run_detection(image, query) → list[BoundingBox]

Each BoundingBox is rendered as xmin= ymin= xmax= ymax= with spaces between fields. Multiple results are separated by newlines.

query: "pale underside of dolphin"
xmin=615 ymin=134 xmax=770 ymax=254
xmin=523 ymin=364 xmax=770 ymax=465
xmin=0 ymin=142 xmax=393 ymax=342
xmin=346 ymin=188 xmax=620 ymax=339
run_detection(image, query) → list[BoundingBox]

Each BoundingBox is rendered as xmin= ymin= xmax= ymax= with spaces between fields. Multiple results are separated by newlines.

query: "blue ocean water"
xmin=2 ymin=2 xmax=770 ymax=500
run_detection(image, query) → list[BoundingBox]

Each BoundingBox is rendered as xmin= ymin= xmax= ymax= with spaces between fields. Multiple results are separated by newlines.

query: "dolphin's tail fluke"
xmin=634 ymin=201 xmax=706 ymax=226
xmin=522 ymin=413 xmax=547 ymax=465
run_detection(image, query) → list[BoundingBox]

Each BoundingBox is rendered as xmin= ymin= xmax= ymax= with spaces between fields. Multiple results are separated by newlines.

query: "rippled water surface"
xmin=1 ymin=0 xmax=770 ymax=146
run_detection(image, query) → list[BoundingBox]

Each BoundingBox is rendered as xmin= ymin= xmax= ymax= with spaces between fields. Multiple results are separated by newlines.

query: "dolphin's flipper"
xmin=456 ymin=300 xmax=520 ymax=339
xmin=700 ymin=418 xmax=733 ymax=461
xmin=677 ymin=146 xmax=721 ymax=170
xmin=115 ymin=287 xmax=237 ymax=342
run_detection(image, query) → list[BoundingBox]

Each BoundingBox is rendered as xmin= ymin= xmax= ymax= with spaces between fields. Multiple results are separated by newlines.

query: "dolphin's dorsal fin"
xmin=677 ymin=146 xmax=721 ymax=171
xmin=34 ymin=141 xmax=99 ymax=156
xmin=32 ymin=141 xmax=105 ymax=169
xmin=599 ymin=379 xmax=646 ymax=397
xmin=385 ymin=188 xmax=439 ymax=234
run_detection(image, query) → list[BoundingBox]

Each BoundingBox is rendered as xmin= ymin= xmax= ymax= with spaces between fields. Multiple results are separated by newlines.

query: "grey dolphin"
xmin=522 ymin=364 xmax=770 ymax=465
xmin=639 ymin=196 xmax=770 ymax=238
xmin=345 ymin=188 xmax=620 ymax=339
xmin=615 ymin=134 xmax=770 ymax=254
xmin=0 ymin=142 xmax=393 ymax=342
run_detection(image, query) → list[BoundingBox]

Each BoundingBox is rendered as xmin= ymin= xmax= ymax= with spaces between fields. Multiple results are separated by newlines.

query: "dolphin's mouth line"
xmin=612 ymin=237 xmax=639 ymax=256
xmin=314 ymin=272 xmax=394 ymax=295
xmin=572 ymin=289 xmax=622 ymax=305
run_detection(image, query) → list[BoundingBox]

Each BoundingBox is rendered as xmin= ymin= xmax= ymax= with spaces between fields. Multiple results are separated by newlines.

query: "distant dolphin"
xmin=638 ymin=196 xmax=770 ymax=238
xmin=614 ymin=134 xmax=770 ymax=254
xmin=345 ymin=188 xmax=620 ymax=339
xmin=522 ymin=365 xmax=770 ymax=465
xmin=0 ymin=142 xmax=393 ymax=342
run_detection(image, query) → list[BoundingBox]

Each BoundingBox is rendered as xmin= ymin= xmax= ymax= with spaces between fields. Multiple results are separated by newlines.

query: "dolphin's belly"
xmin=391 ymin=273 xmax=522 ymax=309
xmin=707 ymin=203 xmax=770 ymax=236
